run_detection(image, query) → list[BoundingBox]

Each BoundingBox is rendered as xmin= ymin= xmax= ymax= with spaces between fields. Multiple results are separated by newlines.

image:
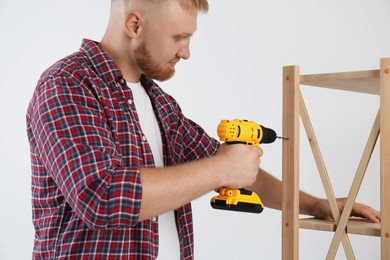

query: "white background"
xmin=1 ymin=0 xmax=390 ymax=259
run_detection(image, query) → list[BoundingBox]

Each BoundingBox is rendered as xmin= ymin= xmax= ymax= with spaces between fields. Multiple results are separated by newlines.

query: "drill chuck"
xmin=259 ymin=125 xmax=277 ymax=144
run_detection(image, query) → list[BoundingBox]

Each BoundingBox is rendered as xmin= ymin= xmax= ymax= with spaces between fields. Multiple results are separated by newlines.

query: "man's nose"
xmin=177 ymin=45 xmax=190 ymax=60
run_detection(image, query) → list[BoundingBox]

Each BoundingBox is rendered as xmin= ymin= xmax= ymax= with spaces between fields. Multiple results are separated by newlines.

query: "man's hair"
xmin=114 ymin=0 xmax=209 ymax=13
xmin=184 ymin=0 xmax=209 ymax=13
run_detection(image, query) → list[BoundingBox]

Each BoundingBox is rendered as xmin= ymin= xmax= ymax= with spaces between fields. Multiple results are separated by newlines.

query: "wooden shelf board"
xmin=300 ymin=70 xmax=380 ymax=95
xmin=300 ymin=217 xmax=380 ymax=237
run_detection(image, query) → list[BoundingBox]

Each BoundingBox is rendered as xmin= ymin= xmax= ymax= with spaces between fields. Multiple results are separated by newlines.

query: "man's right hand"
xmin=212 ymin=143 xmax=263 ymax=189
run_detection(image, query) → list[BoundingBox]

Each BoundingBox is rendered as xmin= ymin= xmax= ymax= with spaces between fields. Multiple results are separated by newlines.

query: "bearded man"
xmin=26 ymin=0 xmax=380 ymax=259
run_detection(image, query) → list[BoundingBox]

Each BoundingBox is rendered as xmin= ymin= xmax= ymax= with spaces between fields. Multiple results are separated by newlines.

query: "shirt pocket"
xmin=163 ymin=123 xmax=185 ymax=164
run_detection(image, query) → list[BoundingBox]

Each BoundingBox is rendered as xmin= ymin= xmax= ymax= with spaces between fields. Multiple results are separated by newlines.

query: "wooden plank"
xmin=300 ymin=70 xmax=380 ymax=95
xmin=348 ymin=219 xmax=381 ymax=237
xmin=300 ymin=218 xmax=336 ymax=232
xmin=282 ymin=66 xmax=300 ymax=260
xmin=380 ymin=57 xmax=390 ymax=259
xmin=300 ymin=218 xmax=380 ymax=237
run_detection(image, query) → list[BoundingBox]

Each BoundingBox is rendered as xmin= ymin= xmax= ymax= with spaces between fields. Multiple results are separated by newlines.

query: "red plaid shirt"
xmin=26 ymin=39 xmax=219 ymax=259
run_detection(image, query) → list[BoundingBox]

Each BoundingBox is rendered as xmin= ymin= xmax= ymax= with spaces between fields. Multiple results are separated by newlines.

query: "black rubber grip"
xmin=260 ymin=125 xmax=277 ymax=144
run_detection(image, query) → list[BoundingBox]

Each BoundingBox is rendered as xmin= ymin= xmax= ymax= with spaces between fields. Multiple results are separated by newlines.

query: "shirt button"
xmin=151 ymin=216 xmax=157 ymax=222
xmin=119 ymin=78 xmax=125 ymax=85
xmin=142 ymin=136 xmax=147 ymax=142
xmin=127 ymin=99 xmax=133 ymax=105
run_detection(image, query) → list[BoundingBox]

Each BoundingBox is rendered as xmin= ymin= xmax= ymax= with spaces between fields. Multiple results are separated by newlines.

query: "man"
xmin=26 ymin=0 xmax=380 ymax=259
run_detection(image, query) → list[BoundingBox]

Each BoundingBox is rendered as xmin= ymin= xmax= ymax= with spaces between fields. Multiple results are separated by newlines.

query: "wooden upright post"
xmin=282 ymin=66 xmax=300 ymax=260
xmin=380 ymin=57 xmax=390 ymax=259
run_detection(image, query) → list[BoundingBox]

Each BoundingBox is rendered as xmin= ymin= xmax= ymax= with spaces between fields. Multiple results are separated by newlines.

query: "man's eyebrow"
xmin=173 ymin=33 xmax=194 ymax=38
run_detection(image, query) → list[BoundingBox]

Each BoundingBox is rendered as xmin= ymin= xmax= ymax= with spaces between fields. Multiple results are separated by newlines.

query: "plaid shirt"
xmin=26 ymin=39 xmax=219 ymax=259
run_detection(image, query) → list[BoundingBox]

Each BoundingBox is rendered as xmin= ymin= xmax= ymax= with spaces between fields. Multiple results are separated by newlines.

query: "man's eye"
xmin=174 ymin=36 xmax=184 ymax=41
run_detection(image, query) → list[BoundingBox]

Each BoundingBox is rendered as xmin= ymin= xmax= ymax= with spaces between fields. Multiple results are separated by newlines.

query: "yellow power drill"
xmin=210 ymin=119 xmax=287 ymax=214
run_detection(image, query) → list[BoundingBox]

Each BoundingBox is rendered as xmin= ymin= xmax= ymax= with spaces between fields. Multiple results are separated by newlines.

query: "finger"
xmin=363 ymin=210 xmax=380 ymax=223
xmin=367 ymin=213 xmax=381 ymax=223
xmin=369 ymin=208 xmax=381 ymax=223
xmin=355 ymin=205 xmax=381 ymax=223
xmin=258 ymin=147 xmax=263 ymax=157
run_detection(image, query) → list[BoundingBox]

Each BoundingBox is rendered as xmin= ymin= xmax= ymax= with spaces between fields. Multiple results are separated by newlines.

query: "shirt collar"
xmin=80 ymin=38 xmax=158 ymax=94
xmin=80 ymin=38 xmax=124 ymax=84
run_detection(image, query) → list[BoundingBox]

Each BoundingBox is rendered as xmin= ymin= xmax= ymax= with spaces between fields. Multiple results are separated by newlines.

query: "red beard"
xmin=135 ymin=42 xmax=176 ymax=81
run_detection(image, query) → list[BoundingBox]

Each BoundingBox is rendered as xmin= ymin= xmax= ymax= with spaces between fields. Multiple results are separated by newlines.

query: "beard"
xmin=135 ymin=42 xmax=175 ymax=82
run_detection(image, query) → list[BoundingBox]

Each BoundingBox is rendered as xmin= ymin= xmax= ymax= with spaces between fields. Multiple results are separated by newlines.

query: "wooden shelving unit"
xmin=281 ymin=58 xmax=390 ymax=260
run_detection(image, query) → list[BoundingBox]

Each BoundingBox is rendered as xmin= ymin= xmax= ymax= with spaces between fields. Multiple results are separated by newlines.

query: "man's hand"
xmin=311 ymin=198 xmax=381 ymax=223
xmin=213 ymin=143 xmax=263 ymax=189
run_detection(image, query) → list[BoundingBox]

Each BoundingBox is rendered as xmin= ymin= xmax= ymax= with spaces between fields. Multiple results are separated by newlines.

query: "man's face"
xmin=135 ymin=2 xmax=197 ymax=81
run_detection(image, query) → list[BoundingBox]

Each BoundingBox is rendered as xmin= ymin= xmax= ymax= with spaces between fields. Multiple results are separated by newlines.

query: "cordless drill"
xmin=210 ymin=119 xmax=287 ymax=214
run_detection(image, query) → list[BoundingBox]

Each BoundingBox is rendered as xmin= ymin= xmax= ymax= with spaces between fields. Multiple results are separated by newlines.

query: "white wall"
xmin=1 ymin=0 xmax=389 ymax=259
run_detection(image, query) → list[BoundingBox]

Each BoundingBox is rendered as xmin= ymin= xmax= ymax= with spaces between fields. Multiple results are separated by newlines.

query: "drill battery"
xmin=210 ymin=188 xmax=264 ymax=214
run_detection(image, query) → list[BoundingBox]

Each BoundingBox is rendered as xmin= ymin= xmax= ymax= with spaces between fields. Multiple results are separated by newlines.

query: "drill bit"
xmin=277 ymin=136 xmax=289 ymax=140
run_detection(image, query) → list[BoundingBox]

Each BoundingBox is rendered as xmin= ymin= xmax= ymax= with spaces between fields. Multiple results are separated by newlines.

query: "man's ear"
xmin=123 ymin=11 xmax=143 ymax=38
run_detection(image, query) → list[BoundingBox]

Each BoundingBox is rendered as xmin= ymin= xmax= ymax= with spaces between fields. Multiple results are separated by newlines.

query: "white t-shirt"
xmin=127 ymin=82 xmax=180 ymax=259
